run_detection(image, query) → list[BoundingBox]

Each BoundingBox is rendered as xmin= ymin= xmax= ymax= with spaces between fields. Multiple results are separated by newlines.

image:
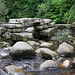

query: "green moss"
xmin=15 ymin=68 xmax=24 ymax=73
xmin=0 ymin=43 xmax=7 ymax=48
xmin=71 ymin=37 xmax=75 ymax=40
xmin=23 ymin=37 xmax=27 ymax=42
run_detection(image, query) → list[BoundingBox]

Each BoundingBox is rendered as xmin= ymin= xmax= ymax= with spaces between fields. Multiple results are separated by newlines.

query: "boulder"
xmin=4 ymin=65 xmax=24 ymax=74
xmin=60 ymin=60 xmax=70 ymax=68
xmin=0 ymin=42 xmax=10 ymax=48
xmin=7 ymin=28 xmax=25 ymax=33
xmin=36 ymin=48 xmax=59 ymax=60
xmin=10 ymin=41 xmax=36 ymax=58
xmin=11 ymin=32 xmax=33 ymax=41
xmin=43 ymin=19 xmax=52 ymax=24
xmin=1 ymin=24 xmax=25 ymax=29
xmin=55 ymin=24 xmax=71 ymax=29
xmin=25 ymin=27 xmax=34 ymax=32
xmin=49 ymin=22 xmax=55 ymax=27
xmin=40 ymin=42 xmax=53 ymax=48
xmin=57 ymin=42 xmax=74 ymax=56
xmin=27 ymin=41 xmax=40 ymax=48
xmin=39 ymin=60 xmax=57 ymax=70
xmin=40 ymin=27 xmax=57 ymax=37
xmin=9 ymin=18 xmax=44 ymax=26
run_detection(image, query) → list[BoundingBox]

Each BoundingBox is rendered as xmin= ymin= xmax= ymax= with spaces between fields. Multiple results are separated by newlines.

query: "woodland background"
xmin=0 ymin=0 xmax=75 ymax=23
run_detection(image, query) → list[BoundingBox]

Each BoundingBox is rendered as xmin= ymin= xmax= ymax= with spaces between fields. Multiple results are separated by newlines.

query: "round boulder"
xmin=39 ymin=60 xmax=57 ymax=70
xmin=57 ymin=42 xmax=74 ymax=56
xmin=36 ymin=48 xmax=59 ymax=60
xmin=9 ymin=41 xmax=36 ymax=58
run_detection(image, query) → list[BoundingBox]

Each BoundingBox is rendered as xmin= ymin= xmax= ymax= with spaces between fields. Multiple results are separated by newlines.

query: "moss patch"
xmin=0 ymin=43 xmax=7 ymax=48
xmin=15 ymin=68 xmax=24 ymax=73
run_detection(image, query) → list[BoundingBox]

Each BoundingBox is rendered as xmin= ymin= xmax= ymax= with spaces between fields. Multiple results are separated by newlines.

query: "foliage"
xmin=0 ymin=0 xmax=8 ymax=23
xmin=55 ymin=29 xmax=70 ymax=44
xmin=6 ymin=0 xmax=43 ymax=19
xmin=4 ymin=0 xmax=75 ymax=23
xmin=23 ymin=37 xmax=27 ymax=42
xmin=36 ymin=0 xmax=75 ymax=23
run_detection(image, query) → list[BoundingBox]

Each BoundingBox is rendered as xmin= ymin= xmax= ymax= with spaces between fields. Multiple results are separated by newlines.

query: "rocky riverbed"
xmin=0 ymin=18 xmax=75 ymax=75
xmin=0 ymin=39 xmax=75 ymax=75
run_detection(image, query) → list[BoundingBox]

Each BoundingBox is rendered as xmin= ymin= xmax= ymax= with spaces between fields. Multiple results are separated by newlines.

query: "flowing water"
xmin=0 ymin=29 xmax=75 ymax=75
xmin=0 ymin=47 xmax=75 ymax=75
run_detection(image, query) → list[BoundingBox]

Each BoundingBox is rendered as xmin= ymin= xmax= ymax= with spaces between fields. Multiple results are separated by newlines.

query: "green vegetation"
xmin=23 ymin=37 xmax=27 ymax=42
xmin=0 ymin=0 xmax=8 ymax=23
xmin=55 ymin=29 xmax=70 ymax=44
xmin=0 ymin=0 xmax=74 ymax=23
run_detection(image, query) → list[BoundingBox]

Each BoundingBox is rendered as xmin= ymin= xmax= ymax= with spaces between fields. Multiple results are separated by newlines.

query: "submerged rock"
xmin=56 ymin=57 xmax=64 ymax=64
xmin=4 ymin=65 xmax=24 ymax=74
xmin=10 ymin=41 xmax=36 ymax=58
xmin=39 ymin=60 xmax=57 ymax=70
xmin=0 ymin=51 xmax=9 ymax=58
xmin=57 ymin=42 xmax=74 ymax=56
xmin=36 ymin=48 xmax=59 ymax=60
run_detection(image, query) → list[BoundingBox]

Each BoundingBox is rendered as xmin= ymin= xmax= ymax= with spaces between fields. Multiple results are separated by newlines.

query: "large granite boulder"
xmin=10 ymin=41 xmax=36 ymax=58
xmin=39 ymin=60 xmax=57 ymax=70
xmin=57 ymin=42 xmax=74 ymax=56
xmin=36 ymin=48 xmax=59 ymax=60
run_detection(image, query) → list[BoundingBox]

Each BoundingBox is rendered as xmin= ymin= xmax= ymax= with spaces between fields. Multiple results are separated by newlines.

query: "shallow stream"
xmin=0 ymin=47 xmax=75 ymax=75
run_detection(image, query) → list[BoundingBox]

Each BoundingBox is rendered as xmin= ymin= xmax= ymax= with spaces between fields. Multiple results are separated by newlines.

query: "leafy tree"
xmin=0 ymin=0 xmax=8 ymax=23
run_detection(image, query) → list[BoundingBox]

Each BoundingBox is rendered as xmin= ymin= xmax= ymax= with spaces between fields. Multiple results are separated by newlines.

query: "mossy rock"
xmin=10 ymin=41 xmax=36 ymax=58
xmin=40 ymin=51 xmax=52 ymax=60
xmin=0 ymin=42 xmax=8 ymax=48
xmin=66 ymin=41 xmax=75 ymax=50
xmin=10 ymin=50 xmax=36 ymax=58
xmin=49 ymin=44 xmax=56 ymax=51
